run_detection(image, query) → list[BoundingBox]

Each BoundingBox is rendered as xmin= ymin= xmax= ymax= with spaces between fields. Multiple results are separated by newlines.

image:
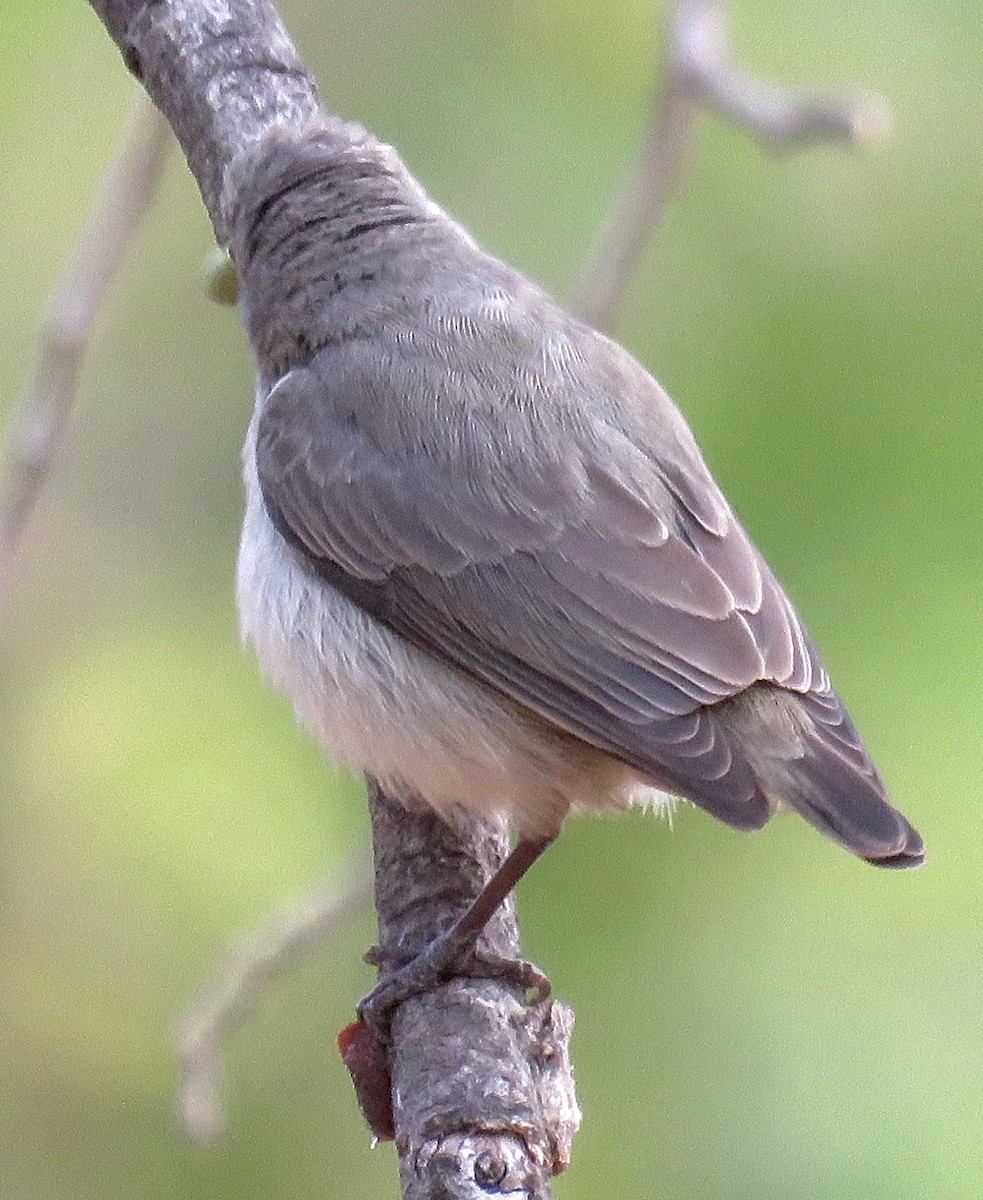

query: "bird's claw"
xmin=358 ymin=933 xmax=551 ymax=1039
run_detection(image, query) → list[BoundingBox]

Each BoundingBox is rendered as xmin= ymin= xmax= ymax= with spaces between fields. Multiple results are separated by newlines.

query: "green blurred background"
xmin=1 ymin=1 xmax=980 ymax=1197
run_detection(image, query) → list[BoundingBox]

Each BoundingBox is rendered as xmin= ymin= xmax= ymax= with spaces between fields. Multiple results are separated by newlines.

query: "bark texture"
xmin=370 ymin=785 xmax=578 ymax=1196
xmin=88 ymin=0 xmax=322 ymax=243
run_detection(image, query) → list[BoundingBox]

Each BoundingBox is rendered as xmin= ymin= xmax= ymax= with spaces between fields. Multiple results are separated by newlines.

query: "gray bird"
xmin=227 ymin=120 xmax=923 ymax=1015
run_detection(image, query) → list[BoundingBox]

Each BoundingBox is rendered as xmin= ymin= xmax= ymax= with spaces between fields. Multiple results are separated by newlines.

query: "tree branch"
xmin=368 ymin=784 xmax=578 ymax=1196
xmin=0 ymin=94 xmax=169 ymax=629
xmin=571 ymin=0 xmax=891 ymax=332
xmin=177 ymin=857 xmax=374 ymax=1145
xmin=87 ymin=0 xmax=322 ymax=244
xmin=83 ymin=2 xmax=577 ymax=1194
xmin=671 ymin=0 xmax=890 ymax=147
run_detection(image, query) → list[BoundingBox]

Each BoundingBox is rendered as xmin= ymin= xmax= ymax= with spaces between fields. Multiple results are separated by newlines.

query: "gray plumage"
xmin=228 ymin=121 xmax=923 ymax=868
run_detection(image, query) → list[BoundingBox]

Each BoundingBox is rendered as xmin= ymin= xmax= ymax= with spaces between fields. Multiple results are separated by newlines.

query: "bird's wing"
xmin=254 ymin=332 xmax=821 ymax=829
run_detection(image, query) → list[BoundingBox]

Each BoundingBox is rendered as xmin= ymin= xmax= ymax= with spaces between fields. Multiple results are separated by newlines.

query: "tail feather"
xmin=669 ymin=684 xmax=925 ymax=868
xmin=786 ymin=712 xmax=924 ymax=868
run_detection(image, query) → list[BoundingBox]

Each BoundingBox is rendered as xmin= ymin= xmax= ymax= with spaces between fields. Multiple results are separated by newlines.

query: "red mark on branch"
xmin=337 ymin=1019 xmax=396 ymax=1142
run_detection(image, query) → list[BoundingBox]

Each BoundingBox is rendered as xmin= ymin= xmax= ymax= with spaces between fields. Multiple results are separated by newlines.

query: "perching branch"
xmin=367 ymin=785 xmax=579 ymax=1196
xmin=571 ymin=0 xmax=891 ymax=331
xmin=0 ymin=95 xmax=169 ymax=629
xmin=87 ymin=0 xmax=322 ymax=246
xmin=177 ymin=858 xmax=374 ymax=1144
xmin=83 ymin=2 xmax=576 ymax=1195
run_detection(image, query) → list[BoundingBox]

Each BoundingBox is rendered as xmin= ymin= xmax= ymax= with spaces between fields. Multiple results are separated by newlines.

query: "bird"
xmin=225 ymin=119 xmax=923 ymax=1021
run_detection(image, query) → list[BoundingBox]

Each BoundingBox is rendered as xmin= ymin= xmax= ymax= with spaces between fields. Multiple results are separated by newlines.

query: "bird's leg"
xmin=358 ymin=834 xmax=556 ymax=1037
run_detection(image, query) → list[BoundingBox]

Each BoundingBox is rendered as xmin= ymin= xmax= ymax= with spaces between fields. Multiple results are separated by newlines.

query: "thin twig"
xmin=570 ymin=0 xmax=891 ymax=332
xmin=569 ymin=81 xmax=694 ymax=334
xmin=0 ymin=94 xmax=170 ymax=628
xmin=672 ymin=0 xmax=891 ymax=147
xmin=177 ymin=857 xmax=374 ymax=1144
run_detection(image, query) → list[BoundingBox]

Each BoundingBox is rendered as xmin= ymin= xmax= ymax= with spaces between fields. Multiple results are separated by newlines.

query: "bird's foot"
xmin=359 ymin=931 xmax=551 ymax=1039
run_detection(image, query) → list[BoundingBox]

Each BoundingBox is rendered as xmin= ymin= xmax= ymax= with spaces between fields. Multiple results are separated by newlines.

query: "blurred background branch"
xmin=0 ymin=95 xmax=169 ymax=628
xmin=572 ymin=0 xmax=890 ymax=332
xmin=177 ymin=857 xmax=373 ymax=1144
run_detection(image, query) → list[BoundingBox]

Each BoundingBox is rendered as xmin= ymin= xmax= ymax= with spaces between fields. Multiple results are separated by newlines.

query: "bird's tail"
xmin=655 ymin=683 xmax=925 ymax=867
xmin=743 ymin=687 xmax=924 ymax=868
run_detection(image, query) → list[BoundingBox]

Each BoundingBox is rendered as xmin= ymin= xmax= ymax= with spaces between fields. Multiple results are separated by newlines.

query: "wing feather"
xmin=254 ymin=332 xmax=820 ymax=828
